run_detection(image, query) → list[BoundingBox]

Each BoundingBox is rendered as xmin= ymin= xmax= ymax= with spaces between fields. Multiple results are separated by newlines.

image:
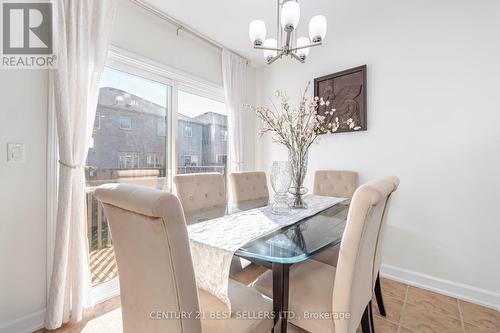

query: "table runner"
xmin=187 ymin=195 xmax=346 ymax=311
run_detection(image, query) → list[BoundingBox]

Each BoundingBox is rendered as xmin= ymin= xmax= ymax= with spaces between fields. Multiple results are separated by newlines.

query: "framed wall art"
xmin=314 ymin=65 xmax=367 ymax=133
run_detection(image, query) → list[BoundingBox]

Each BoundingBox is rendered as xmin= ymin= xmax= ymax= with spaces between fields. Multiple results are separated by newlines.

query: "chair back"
xmin=173 ymin=173 xmax=226 ymax=214
xmin=313 ymin=170 xmax=359 ymax=198
xmin=229 ymin=171 xmax=269 ymax=203
xmin=332 ymin=176 xmax=399 ymax=333
xmin=373 ymin=189 xmax=397 ymax=287
xmin=95 ymin=184 xmax=201 ymax=333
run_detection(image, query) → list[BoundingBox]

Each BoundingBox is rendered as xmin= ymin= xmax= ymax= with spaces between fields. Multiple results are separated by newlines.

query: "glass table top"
xmin=184 ymin=197 xmax=350 ymax=264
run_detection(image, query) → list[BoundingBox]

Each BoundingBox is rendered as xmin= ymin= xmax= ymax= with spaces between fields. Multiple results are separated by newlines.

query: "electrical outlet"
xmin=7 ymin=143 xmax=25 ymax=162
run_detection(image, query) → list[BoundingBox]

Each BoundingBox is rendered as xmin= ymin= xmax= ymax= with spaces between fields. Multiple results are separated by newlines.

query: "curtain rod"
xmin=129 ymin=0 xmax=250 ymax=65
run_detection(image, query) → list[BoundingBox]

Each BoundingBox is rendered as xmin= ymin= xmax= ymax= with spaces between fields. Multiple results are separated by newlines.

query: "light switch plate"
xmin=7 ymin=143 xmax=25 ymax=162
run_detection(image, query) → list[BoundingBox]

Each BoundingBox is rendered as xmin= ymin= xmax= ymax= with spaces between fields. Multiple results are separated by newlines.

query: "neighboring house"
xmin=177 ymin=113 xmax=206 ymax=168
xmin=86 ymin=87 xmax=227 ymax=181
xmin=195 ymin=111 xmax=228 ymax=166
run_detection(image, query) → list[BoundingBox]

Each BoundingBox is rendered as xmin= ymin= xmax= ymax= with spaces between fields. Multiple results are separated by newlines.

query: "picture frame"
xmin=314 ymin=65 xmax=367 ymax=133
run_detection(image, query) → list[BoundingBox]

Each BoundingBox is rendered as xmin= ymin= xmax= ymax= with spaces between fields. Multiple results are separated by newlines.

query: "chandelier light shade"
xmin=280 ymin=1 xmax=300 ymax=30
xmin=263 ymin=38 xmax=278 ymax=61
xmin=308 ymin=15 xmax=327 ymax=43
xmin=249 ymin=20 xmax=267 ymax=46
xmin=249 ymin=0 xmax=327 ymax=64
xmin=296 ymin=37 xmax=311 ymax=60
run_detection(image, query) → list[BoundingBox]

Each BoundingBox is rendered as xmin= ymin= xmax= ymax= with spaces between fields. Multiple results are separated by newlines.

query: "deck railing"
xmin=85 ymin=165 xmax=225 ymax=251
xmin=85 ymin=165 xmax=225 ymax=285
xmin=86 ymin=187 xmax=111 ymax=252
xmin=177 ymin=165 xmax=226 ymax=175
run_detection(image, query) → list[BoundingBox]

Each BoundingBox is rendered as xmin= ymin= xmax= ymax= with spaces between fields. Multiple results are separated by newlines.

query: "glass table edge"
xmin=233 ymin=199 xmax=349 ymax=264
xmin=234 ymin=237 xmax=343 ymax=265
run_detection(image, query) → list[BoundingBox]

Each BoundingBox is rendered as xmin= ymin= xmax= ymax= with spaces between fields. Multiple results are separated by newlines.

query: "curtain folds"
xmin=222 ymin=49 xmax=247 ymax=173
xmin=45 ymin=0 xmax=117 ymax=329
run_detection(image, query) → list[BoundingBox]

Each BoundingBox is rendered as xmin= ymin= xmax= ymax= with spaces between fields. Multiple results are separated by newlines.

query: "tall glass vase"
xmin=288 ymin=147 xmax=309 ymax=209
xmin=270 ymin=161 xmax=292 ymax=215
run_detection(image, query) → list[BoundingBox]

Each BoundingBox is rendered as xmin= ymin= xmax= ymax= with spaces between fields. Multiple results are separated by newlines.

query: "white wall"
xmin=0 ymin=0 xmax=256 ymax=331
xmin=255 ymin=0 xmax=500 ymax=305
xmin=0 ymin=70 xmax=48 ymax=330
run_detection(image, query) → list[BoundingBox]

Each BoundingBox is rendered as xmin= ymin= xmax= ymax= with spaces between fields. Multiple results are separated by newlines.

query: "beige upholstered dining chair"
xmin=95 ymin=183 xmax=273 ymax=333
xmin=312 ymin=170 xmax=358 ymax=267
xmin=253 ymin=176 xmax=400 ymax=333
xmin=229 ymin=171 xmax=269 ymax=203
xmin=312 ymin=170 xmax=388 ymax=319
xmin=228 ymin=171 xmax=270 ymax=277
xmin=173 ymin=172 xmax=227 ymax=214
xmin=313 ymin=170 xmax=359 ymax=198
xmin=173 ymin=172 xmax=260 ymax=279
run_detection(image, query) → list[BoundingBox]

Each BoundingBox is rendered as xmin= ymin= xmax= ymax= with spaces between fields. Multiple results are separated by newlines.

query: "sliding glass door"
xmin=85 ymin=66 xmax=172 ymax=286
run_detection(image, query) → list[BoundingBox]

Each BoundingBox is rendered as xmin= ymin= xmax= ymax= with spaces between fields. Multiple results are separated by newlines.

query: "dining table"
xmin=185 ymin=196 xmax=350 ymax=333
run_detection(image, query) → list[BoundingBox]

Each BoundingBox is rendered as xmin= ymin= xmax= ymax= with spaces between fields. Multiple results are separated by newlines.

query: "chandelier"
xmin=248 ymin=0 xmax=327 ymax=64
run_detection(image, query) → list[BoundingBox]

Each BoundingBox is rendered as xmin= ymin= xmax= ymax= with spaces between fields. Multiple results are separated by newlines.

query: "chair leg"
xmin=361 ymin=304 xmax=373 ymax=333
xmin=369 ymin=300 xmax=375 ymax=333
xmin=374 ymin=272 xmax=386 ymax=317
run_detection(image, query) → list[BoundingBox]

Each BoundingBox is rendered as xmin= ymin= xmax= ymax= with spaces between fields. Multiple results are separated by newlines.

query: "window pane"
xmin=177 ymin=90 xmax=227 ymax=175
xmin=85 ymin=66 xmax=171 ymax=286
xmin=119 ymin=116 xmax=131 ymax=130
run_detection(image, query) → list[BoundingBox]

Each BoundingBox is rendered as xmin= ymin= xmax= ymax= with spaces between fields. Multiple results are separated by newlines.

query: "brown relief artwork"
xmin=314 ymin=65 xmax=367 ymax=133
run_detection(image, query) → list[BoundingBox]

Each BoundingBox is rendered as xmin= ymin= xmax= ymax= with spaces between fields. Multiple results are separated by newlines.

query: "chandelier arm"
xmin=267 ymin=52 xmax=283 ymax=65
xmin=289 ymin=42 xmax=322 ymax=52
xmin=290 ymin=52 xmax=305 ymax=63
xmin=254 ymin=46 xmax=283 ymax=52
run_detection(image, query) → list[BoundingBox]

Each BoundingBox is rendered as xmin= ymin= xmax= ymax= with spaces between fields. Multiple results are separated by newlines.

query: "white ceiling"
xmin=142 ymin=0 xmax=336 ymax=66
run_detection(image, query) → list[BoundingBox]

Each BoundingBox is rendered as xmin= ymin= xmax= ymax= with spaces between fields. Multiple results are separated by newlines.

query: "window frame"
xmin=118 ymin=116 xmax=132 ymax=130
xmin=106 ymin=46 xmax=225 ymax=183
xmin=184 ymin=126 xmax=193 ymax=138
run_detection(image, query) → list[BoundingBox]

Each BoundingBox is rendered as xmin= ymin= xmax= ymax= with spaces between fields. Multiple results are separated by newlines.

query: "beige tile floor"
xmin=36 ymin=275 xmax=500 ymax=333
xmin=371 ymin=279 xmax=500 ymax=333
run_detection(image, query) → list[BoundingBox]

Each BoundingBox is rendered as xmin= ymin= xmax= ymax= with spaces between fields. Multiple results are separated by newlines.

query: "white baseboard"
xmin=0 ymin=309 xmax=45 ymax=333
xmin=381 ymin=264 xmax=500 ymax=311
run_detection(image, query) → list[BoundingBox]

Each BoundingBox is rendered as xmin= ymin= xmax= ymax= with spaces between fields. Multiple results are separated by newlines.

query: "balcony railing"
xmin=86 ymin=187 xmax=116 ymax=286
xmin=86 ymin=187 xmax=111 ymax=251
xmin=85 ymin=165 xmax=226 ymax=285
xmin=177 ymin=165 xmax=226 ymax=175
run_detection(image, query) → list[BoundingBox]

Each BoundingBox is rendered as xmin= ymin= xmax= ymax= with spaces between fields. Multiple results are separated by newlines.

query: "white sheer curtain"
xmin=45 ymin=0 xmax=117 ymax=329
xmin=222 ymin=49 xmax=247 ymax=172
